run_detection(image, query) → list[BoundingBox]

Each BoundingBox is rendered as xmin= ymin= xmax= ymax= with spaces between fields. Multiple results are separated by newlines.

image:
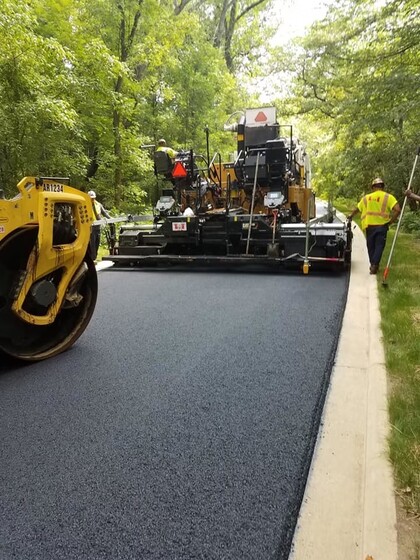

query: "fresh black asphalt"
xmin=0 ymin=268 xmax=349 ymax=560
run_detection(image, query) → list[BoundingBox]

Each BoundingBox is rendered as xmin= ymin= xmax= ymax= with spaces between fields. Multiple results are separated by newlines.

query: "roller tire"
xmin=0 ymin=228 xmax=98 ymax=362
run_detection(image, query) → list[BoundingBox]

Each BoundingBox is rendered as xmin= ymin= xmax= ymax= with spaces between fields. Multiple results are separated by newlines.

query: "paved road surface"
xmin=0 ymin=268 xmax=348 ymax=560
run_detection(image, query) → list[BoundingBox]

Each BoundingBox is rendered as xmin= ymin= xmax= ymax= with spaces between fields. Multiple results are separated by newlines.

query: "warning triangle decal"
xmin=172 ymin=161 xmax=188 ymax=178
xmin=255 ymin=111 xmax=268 ymax=122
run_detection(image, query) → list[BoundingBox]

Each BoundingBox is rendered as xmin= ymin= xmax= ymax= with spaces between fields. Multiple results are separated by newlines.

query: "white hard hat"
xmin=371 ymin=177 xmax=384 ymax=187
xmin=88 ymin=190 xmax=96 ymax=198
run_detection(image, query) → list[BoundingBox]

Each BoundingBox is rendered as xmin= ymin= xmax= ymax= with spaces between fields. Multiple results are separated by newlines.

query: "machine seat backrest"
xmin=266 ymin=139 xmax=288 ymax=181
xmin=154 ymin=150 xmax=173 ymax=176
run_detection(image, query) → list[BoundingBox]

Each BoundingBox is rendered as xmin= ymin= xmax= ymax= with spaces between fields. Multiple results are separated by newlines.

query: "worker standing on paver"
xmin=156 ymin=139 xmax=177 ymax=161
xmin=348 ymin=177 xmax=401 ymax=274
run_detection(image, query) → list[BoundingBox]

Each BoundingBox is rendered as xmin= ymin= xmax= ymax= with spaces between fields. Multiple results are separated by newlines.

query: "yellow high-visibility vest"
xmin=156 ymin=146 xmax=177 ymax=159
xmin=357 ymin=190 xmax=398 ymax=230
xmin=91 ymin=199 xmax=101 ymax=221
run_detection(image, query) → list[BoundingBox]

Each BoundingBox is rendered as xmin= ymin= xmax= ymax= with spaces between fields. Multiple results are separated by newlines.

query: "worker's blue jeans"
xmin=366 ymin=224 xmax=389 ymax=266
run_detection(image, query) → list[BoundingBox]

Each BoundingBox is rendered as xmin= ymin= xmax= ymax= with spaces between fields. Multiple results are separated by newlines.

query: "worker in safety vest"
xmin=347 ymin=178 xmax=401 ymax=274
xmin=156 ymin=139 xmax=178 ymax=160
xmin=88 ymin=190 xmax=111 ymax=261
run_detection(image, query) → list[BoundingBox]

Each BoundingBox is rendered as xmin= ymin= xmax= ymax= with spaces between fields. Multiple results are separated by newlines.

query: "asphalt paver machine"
xmin=105 ymin=107 xmax=352 ymax=271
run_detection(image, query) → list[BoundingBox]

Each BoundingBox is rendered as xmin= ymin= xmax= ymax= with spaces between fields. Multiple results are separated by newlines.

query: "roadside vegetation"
xmin=379 ymin=230 xmax=420 ymax=518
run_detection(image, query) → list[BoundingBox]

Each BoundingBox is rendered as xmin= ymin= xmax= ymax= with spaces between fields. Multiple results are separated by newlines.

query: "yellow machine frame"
xmin=211 ymin=163 xmax=316 ymax=221
xmin=0 ymin=177 xmax=93 ymax=326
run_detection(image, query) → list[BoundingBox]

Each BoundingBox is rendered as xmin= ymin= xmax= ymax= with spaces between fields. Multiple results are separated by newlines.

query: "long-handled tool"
xmin=382 ymin=147 xmax=420 ymax=286
xmin=246 ymin=150 xmax=260 ymax=255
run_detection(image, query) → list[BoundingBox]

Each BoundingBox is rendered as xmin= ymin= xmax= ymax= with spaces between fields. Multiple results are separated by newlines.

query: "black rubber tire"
xmin=0 ymin=229 xmax=98 ymax=362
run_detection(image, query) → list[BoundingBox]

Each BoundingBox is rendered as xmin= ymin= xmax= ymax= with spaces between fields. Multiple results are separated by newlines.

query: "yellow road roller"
xmin=0 ymin=177 xmax=97 ymax=361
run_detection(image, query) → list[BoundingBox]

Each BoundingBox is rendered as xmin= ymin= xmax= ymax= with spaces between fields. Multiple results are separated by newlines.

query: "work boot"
xmin=370 ymin=264 xmax=379 ymax=274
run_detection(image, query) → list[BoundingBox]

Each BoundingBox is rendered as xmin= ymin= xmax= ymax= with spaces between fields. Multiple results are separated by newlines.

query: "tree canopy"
xmin=0 ymin=0 xmax=418 ymax=209
xmin=274 ymin=0 xmax=420 ymax=201
xmin=0 ymin=0 xmax=271 ymax=207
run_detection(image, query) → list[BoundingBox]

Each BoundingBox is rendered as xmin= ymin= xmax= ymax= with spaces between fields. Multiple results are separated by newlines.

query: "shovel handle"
xmin=382 ymin=149 xmax=420 ymax=280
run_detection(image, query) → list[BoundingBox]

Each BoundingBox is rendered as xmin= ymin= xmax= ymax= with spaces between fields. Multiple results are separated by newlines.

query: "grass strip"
xmin=378 ymin=230 xmax=420 ymax=516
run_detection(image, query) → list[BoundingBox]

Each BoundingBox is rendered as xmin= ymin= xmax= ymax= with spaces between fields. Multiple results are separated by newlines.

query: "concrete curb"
xmin=290 ymin=223 xmax=398 ymax=559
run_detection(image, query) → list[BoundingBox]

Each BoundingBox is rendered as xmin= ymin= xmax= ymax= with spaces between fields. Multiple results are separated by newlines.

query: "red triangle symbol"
xmin=172 ymin=161 xmax=188 ymax=178
xmin=255 ymin=111 xmax=267 ymax=122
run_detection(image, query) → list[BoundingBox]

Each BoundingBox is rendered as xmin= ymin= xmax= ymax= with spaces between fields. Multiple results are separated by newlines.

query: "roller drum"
xmin=0 ymin=229 xmax=97 ymax=361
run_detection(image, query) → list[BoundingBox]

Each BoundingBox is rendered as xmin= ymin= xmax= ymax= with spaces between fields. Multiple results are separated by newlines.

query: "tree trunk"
xmin=212 ymin=0 xmax=268 ymax=72
xmin=112 ymin=1 xmax=143 ymax=207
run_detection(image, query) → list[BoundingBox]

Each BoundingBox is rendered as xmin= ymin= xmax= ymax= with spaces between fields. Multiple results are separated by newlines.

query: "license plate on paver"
xmin=172 ymin=222 xmax=187 ymax=231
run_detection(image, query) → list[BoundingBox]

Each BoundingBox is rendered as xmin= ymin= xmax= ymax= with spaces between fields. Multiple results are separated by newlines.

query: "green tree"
xmin=0 ymin=0 xmax=257 ymax=207
xmin=0 ymin=1 xmax=86 ymax=194
xmin=172 ymin=0 xmax=275 ymax=74
xmin=277 ymin=0 xmax=420 ymax=201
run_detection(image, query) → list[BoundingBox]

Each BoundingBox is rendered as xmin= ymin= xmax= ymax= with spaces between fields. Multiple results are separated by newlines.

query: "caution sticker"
xmin=172 ymin=222 xmax=187 ymax=232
